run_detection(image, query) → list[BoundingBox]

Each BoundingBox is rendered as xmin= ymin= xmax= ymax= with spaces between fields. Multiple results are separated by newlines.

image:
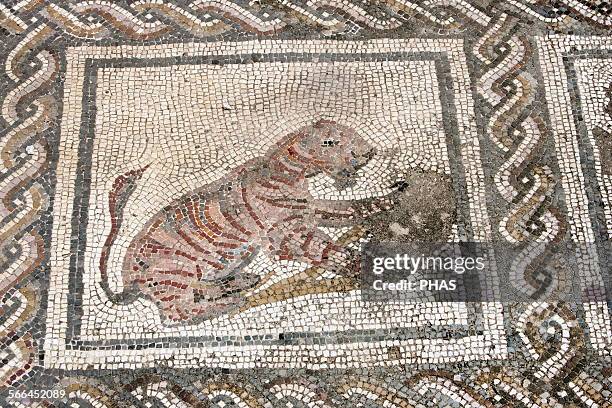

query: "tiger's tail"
xmin=99 ymin=165 xmax=149 ymax=284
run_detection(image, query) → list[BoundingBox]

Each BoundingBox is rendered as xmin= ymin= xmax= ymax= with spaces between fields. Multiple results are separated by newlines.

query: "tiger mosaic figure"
xmin=101 ymin=120 xmax=403 ymax=323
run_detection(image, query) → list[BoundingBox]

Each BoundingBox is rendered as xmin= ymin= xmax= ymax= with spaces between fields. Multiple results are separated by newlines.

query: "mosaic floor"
xmin=1 ymin=0 xmax=611 ymax=407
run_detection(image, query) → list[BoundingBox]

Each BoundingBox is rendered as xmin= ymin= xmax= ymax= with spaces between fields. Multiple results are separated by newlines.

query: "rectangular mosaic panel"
xmin=45 ymin=39 xmax=506 ymax=369
xmin=537 ymin=35 xmax=612 ymax=354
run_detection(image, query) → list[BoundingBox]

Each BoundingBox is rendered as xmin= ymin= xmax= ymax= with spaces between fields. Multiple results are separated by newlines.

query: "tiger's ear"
xmin=313 ymin=119 xmax=333 ymax=128
xmin=296 ymin=126 xmax=318 ymax=149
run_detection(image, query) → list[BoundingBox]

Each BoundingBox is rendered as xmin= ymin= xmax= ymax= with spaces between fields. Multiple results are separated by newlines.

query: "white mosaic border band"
xmin=537 ymin=35 xmax=612 ymax=355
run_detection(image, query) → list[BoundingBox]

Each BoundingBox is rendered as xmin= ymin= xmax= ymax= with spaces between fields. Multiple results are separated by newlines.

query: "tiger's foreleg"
xmin=312 ymin=187 xmax=405 ymax=224
xmin=283 ymin=227 xmax=358 ymax=276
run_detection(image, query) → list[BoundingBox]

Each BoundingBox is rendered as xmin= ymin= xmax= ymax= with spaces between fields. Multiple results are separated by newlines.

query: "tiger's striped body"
xmin=106 ymin=120 xmax=385 ymax=322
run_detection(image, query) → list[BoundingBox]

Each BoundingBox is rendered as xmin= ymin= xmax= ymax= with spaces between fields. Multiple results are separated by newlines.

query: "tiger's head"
xmin=296 ymin=120 xmax=376 ymax=188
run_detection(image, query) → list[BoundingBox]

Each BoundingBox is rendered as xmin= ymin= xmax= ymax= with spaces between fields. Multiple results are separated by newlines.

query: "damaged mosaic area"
xmin=0 ymin=0 xmax=611 ymax=407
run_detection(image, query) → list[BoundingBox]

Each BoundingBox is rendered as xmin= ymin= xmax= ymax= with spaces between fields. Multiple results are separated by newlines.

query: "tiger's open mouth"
xmin=333 ymin=148 xmax=376 ymax=188
xmin=353 ymin=147 xmax=376 ymax=166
